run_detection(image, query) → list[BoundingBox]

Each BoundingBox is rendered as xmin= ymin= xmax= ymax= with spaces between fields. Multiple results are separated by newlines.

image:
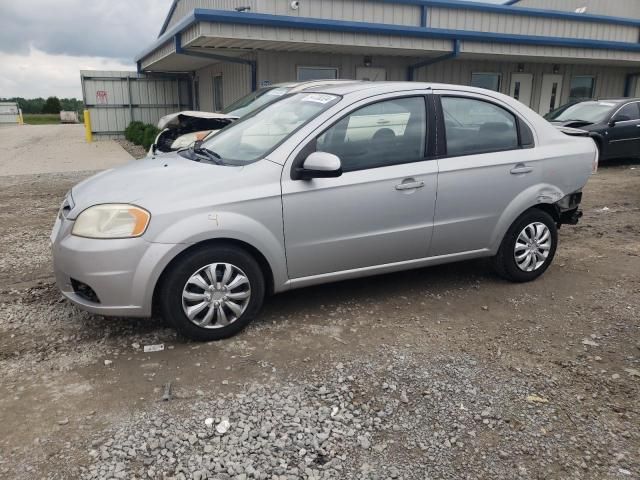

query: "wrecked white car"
xmin=150 ymin=111 xmax=236 ymax=156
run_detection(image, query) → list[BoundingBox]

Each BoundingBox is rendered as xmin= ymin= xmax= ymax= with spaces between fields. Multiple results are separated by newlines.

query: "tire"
xmin=158 ymin=244 xmax=265 ymax=341
xmin=492 ymin=208 xmax=558 ymax=283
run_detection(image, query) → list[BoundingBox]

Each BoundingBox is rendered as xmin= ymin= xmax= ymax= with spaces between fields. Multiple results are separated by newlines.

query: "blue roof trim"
xmin=373 ymin=0 xmax=640 ymax=27
xmin=136 ymin=9 xmax=640 ymax=63
xmin=159 ymin=0 xmax=180 ymax=38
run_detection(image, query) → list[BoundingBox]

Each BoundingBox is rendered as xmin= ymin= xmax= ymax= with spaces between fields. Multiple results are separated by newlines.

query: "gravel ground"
xmin=0 ymin=125 xmax=132 ymax=176
xmin=116 ymin=139 xmax=148 ymax=159
xmin=0 ymin=162 xmax=639 ymax=479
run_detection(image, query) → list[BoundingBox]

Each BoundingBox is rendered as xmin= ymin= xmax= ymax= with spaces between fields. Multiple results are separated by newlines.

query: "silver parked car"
xmin=51 ymin=82 xmax=597 ymax=341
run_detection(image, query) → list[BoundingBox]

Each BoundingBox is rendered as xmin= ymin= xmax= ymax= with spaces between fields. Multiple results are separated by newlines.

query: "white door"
xmin=355 ymin=67 xmax=387 ymax=81
xmin=538 ymin=74 xmax=563 ymax=115
xmin=509 ymin=73 xmax=533 ymax=107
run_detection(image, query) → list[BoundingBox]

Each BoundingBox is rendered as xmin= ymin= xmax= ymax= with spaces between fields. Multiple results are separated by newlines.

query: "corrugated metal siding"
xmin=197 ymin=22 xmax=451 ymax=54
xmin=140 ymin=40 xmax=176 ymax=70
xmin=412 ymin=59 xmax=630 ymax=110
xmin=81 ymin=71 xmax=192 ymax=136
xmin=182 ymin=23 xmax=202 ymax=44
xmin=461 ymin=41 xmax=640 ymax=63
xmin=193 ymin=51 xmax=633 ymax=115
xmin=164 ymin=0 xmax=420 ymax=30
xmin=429 ymin=7 xmax=638 ymax=42
xmin=163 ymin=0 xmax=638 ymax=43
xmin=256 ymin=51 xmax=413 ymax=84
xmin=196 ymin=55 xmax=255 ymax=110
xmin=513 ymin=0 xmax=640 ymax=18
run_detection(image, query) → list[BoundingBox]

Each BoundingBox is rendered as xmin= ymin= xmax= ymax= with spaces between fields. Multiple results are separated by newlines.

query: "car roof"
xmin=271 ymin=79 xmax=361 ymax=90
xmin=573 ymin=98 xmax=639 ymax=105
xmin=304 ymin=81 xmax=501 ymax=97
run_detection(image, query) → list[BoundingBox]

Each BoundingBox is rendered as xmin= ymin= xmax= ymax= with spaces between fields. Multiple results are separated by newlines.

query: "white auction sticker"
xmin=301 ymin=94 xmax=336 ymax=104
xmin=267 ymin=88 xmax=288 ymax=96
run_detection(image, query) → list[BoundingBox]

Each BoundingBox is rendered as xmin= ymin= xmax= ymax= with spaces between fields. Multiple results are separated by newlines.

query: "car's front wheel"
xmin=159 ymin=245 xmax=265 ymax=341
xmin=492 ymin=209 xmax=558 ymax=282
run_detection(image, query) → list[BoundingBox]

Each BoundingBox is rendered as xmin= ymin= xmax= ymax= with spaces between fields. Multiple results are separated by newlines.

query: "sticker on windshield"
xmin=267 ymin=88 xmax=288 ymax=96
xmin=301 ymin=94 xmax=336 ymax=104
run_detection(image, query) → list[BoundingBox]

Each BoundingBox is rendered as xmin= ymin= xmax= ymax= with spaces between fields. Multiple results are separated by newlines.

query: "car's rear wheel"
xmin=492 ymin=209 xmax=558 ymax=282
xmin=159 ymin=245 xmax=265 ymax=341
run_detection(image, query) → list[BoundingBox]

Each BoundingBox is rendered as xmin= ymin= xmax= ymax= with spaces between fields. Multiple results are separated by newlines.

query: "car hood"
xmin=157 ymin=111 xmax=237 ymax=130
xmin=70 ymin=155 xmax=252 ymax=217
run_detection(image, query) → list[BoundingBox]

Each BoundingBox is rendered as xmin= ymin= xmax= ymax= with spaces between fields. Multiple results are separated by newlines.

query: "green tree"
xmin=42 ymin=96 xmax=62 ymax=114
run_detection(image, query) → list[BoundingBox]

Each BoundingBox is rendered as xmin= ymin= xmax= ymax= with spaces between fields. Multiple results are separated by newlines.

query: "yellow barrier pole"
xmin=18 ymin=110 xmax=24 ymax=125
xmin=84 ymin=109 xmax=92 ymax=143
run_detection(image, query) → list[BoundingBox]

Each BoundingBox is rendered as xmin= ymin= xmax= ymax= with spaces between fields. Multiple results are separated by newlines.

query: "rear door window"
xmin=441 ymin=96 xmax=519 ymax=157
xmin=614 ymin=103 xmax=640 ymax=121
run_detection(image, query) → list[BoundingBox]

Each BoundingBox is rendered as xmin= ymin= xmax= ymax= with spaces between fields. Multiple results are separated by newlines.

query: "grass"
xmin=22 ymin=114 xmax=62 ymax=125
xmin=22 ymin=112 xmax=84 ymax=125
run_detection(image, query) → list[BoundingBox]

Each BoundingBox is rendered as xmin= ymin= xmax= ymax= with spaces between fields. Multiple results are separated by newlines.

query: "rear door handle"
xmin=510 ymin=164 xmax=533 ymax=175
xmin=395 ymin=180 xmax=425 ymax=190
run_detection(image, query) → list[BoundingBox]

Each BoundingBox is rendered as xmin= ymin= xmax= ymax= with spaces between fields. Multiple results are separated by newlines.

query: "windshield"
xmin=551 ymin=102 xmax=615 ymax=124
xmin=202 ymin=93 xmax=340 ymax=164
xmin=222 ymin=87 xmax=291 ymax=117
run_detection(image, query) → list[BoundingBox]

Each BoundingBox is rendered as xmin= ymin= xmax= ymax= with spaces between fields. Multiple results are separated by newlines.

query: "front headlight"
xmin=72 ymin=204 xmax=151 ymax=239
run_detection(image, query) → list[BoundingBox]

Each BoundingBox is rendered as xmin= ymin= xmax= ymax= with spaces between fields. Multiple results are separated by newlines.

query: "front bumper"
xmin=50 ymin=215 xmax=177 ymax=317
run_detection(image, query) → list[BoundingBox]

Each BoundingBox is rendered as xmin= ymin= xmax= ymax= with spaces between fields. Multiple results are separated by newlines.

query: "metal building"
xmin=130 ymin=0 xmax=640 ymax=127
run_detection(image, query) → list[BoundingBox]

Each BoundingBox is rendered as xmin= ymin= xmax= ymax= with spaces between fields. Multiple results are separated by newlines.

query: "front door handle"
xmin=510 ymin=164 xmax=533 ymax=175
xmin=395 ymin=180 xmax=425 ymax=190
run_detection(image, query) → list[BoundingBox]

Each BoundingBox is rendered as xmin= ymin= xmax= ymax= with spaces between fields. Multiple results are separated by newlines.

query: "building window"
xmin=471 ymin=73 xmax=501 ymax=92
xmin=569 ymin=76 xmax=595 ymax=102
xmin=297 ymin=66 xmax=339 ymax=81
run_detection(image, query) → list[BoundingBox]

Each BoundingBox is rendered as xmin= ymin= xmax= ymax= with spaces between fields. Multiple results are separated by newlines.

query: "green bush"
xmin=125 ymin=121 xmax=159 ymax=150
xmin=125 ymin=121 xmax=144 ymax=143
xmin=142 ymin=125 xmax=160 ymax=150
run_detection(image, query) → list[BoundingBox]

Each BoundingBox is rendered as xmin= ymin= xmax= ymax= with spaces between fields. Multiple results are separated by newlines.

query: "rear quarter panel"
xmin=488 ymin=132 xmax=596 ymax=252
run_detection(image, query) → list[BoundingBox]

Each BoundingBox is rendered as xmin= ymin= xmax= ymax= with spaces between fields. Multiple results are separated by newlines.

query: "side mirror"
xmin=609 ymin=115 xmax=630 ymax=127
xmin=294 ymin=152 xmax=342 ymax=180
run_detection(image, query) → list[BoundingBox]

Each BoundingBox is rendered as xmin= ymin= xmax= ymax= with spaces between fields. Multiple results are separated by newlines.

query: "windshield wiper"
xmin=194 ymin=146 xmax=224 ymax=165
xmin=179 ymin=142 xmax=225 ymax=165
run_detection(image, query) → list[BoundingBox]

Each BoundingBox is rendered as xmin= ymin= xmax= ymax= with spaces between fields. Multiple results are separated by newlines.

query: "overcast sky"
xmin=0 ymin=0 xmax=504 ymax=100
xmin=0 ymin=0 xmax=171 ymax=99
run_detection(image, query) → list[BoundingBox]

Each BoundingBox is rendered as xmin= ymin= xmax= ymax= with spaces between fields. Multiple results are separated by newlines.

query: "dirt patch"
xmin=0 ymin=162 xmax=638 ymax=479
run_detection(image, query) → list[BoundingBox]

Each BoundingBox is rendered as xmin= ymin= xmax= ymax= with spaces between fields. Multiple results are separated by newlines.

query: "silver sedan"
xmin=51 ymin=82 xmax=597 ymax=341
